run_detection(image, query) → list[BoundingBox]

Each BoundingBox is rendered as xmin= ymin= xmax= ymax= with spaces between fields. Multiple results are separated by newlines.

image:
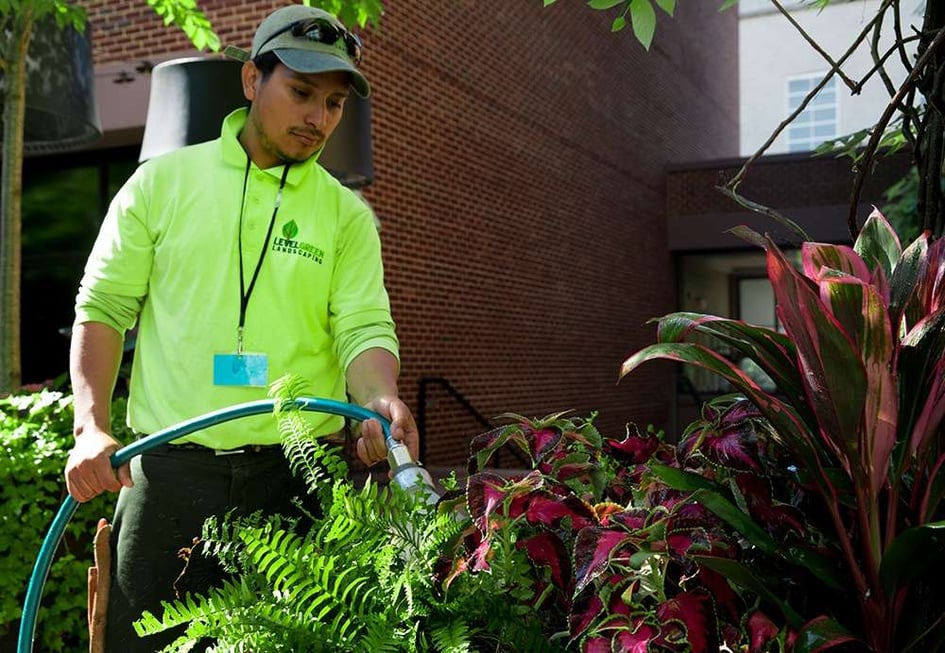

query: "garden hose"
xmin=17 ymin=397 xmax=433 ymax=653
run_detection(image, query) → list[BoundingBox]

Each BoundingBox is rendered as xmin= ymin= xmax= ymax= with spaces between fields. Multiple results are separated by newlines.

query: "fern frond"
xmin=429 ymin=618 xmax=474 ymax=653
xmin=133 ymin=577 xmax=259 ymax=635
xmin=269 ymin=374 xmax=350 ymax=503
xmin=237 ymin=522 xmax=381 ymax=645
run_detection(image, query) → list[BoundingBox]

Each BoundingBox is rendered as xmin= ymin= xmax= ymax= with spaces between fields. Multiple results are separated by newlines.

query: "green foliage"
xmin=0 ymin=1 xmax=85 ymax=32
xmin=146 ymin=0 xmax=219 ymax=51
xmin=135 ymin=375 xmax=539 ymax=652
xmin=306 ymin=0 xmax=385 ymax=30
xmin=545 ymin=0 xmax=687 ymax=50
xmin=0 ymin=389 xmax=126 ymax=651
xmin=882 ymin=166 xmax=924 ymax=245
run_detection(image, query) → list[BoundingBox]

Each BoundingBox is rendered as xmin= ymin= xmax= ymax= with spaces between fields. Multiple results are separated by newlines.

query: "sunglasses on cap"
xmin=260 ymin=18 xmax=363 ymax=66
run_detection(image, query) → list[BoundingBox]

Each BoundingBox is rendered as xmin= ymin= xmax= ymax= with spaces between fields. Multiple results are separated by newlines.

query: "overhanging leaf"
xmin=621 ymin=341 xmax=827 ymax=488
xmin=803 ymin=242 xmax=871 ymax=285
xmin=629 ymin=0 xmax=656 ymax=49
xmin=653 ymin=312 xmax=811 ymax=426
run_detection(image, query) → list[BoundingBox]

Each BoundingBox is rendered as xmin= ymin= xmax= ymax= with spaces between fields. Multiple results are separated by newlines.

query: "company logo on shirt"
xmin=272 ymin=219 xmax=324 ymax=264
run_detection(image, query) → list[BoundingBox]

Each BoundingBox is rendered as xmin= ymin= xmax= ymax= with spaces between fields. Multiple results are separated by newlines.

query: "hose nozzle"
xmin=387 ymin=440 xmax=439 ymax=505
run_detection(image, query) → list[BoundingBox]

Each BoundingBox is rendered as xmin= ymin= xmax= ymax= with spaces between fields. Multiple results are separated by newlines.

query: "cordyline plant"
xmin=619 ymin=208 xmax=945 ymax=652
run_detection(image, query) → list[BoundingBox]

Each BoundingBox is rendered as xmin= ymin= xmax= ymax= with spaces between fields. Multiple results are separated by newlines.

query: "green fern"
xmin=133 ymin=374 xmax=558 ymax=651
xmin=270 ymin=376 xmax=349 ymax=506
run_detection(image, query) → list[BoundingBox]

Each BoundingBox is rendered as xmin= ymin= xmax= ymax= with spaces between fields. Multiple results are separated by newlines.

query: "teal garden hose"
xmin=17 ymin=397 xmax=433 ymax=653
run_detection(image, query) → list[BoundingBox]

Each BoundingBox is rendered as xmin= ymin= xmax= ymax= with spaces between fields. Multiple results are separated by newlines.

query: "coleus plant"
xmin=619 ymin=208 xmax=945 ymax=652
xmin=443 ymin=399 xmax=817 ymax=652
xmin=443 ymin=209 xmax=945 ymax=652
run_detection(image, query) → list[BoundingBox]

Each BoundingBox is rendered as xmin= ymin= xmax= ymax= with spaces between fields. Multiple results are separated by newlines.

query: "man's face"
xmin=240 ymin=62 xmax=350 ymax=169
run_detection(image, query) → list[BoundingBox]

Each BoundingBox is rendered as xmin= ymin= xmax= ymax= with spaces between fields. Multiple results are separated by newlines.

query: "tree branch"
xmin=847 ymin=25 xmax=945 ymax=238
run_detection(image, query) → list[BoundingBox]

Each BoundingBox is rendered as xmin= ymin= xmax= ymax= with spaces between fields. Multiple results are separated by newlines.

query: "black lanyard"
xmin=236 ymin=158 xmax=291 ymax=353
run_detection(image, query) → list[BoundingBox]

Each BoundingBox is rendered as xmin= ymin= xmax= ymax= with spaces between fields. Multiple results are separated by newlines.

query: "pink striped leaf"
xmin=817 ymin=274 xmax=897 ymax=497
xmin=653 ymin=312 xmax=814 ymax=427
xmin=766 ymin=238 xmax=867 ymax=484
xmin=802 ymin=242 xmax=872 ymax=285
xmin=898 ymin=232 xmax=932 ymax=332
xmin=853 ymin=207 xmax=901 ymax=283
xmin=900 ymin=307 xmax=945 ymax=462
xmin=886 ymin=230 xmax=927 ymax=328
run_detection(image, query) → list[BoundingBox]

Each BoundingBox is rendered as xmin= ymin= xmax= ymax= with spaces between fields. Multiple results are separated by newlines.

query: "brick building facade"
xmin=39 ymin=1 xmax=739 ymax=467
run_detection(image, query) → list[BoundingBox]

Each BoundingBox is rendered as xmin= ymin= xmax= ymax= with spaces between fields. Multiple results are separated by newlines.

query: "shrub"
xmin=0 ymin=389 xmax=126 ymax=652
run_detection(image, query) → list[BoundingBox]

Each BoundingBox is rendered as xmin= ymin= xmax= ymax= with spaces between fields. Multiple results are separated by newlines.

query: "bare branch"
xmin=726 ymin=0 xmax=895 ymax=193
xmin=848 ymin=25 xmax=945 ymax=238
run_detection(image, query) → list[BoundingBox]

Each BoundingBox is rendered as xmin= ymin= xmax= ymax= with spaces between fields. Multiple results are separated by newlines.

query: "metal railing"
xmin=417 ymin=376 xmax=529 ymax=469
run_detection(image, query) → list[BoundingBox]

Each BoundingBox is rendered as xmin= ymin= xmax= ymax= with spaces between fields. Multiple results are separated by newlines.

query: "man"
xmin=64 ymin=5 xmax=417 ymax=650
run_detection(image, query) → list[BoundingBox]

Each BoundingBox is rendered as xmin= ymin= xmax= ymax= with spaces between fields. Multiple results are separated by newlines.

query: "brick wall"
xmin=81 ymin=1 xmax=739 ymax=467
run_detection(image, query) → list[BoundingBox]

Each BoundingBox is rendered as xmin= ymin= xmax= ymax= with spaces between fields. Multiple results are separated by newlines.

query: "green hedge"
xmin=0 ymin=390 xmax=127 ymax=652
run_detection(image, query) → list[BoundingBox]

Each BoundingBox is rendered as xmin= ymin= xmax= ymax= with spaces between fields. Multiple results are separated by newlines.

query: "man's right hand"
xmin=65 ymin=429 xmax=133 ymax=502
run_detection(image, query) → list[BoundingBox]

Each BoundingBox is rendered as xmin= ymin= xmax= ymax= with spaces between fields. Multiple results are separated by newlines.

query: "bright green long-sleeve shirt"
xmin=75 ymin=108 xmax=398 ymax=448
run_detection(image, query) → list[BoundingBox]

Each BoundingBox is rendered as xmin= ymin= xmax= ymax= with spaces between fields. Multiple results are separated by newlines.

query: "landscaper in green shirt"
xmin=63 ymin=5 xmax=418 ymax=650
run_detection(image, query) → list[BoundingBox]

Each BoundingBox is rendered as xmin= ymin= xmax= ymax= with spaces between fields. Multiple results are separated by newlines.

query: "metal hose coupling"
xmin=386 ymin=440 xmax=440 ymax=506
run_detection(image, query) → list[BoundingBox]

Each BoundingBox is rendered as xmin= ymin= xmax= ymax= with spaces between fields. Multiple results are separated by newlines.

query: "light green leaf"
xmin=544 ymin=0 xmax=557 ymax=5
xmin=655 ymin=0 xmax=675 ymax=16
xmin=612 ymin=15 xmax=627 ymax=31
xmin=588 ymin=0 xmax=625 ymax=8
xmin=629 ymin=0 xmax=657 ymax=50
xmin=719 ymin=0 xmax=740 ymax=10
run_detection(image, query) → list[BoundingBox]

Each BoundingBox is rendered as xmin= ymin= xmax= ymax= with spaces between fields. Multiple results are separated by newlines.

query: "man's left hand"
xmin=356 ymin=395 xmax=419 ymax=467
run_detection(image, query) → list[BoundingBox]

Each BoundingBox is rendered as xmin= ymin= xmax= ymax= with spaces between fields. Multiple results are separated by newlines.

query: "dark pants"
xmin=105 ymin=444 xmax=314 ymax=652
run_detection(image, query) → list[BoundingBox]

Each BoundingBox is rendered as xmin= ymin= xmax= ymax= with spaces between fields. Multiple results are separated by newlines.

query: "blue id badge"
xmin=213 ymin=353 xmax=269 ymax=387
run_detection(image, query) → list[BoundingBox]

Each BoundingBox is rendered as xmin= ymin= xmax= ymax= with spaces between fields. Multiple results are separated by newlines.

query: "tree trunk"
xmin=916 ymin=0 xmax=945 ymax=238
xmin=0 ymin=10 xmax=32 ymax=393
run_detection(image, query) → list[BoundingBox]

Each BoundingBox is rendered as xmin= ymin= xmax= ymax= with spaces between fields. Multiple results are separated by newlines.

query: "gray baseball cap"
xmin=236 ymin=5 xmax=370 ymax=98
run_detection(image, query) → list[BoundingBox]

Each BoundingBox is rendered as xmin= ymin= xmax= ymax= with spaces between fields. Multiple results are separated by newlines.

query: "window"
xmin=736 ymin=276 xmax=777 ymax=329
xmin=786 ymin=74 xmax=837 ymax=152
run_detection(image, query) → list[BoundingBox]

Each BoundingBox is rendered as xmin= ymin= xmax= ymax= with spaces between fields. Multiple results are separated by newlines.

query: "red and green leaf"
xmin=523 ymin=491 xmax=597 ymax=531
xmin=517 ymin=531 xmax=572 ymax=592
xmin=791 ymin=615 xmax=858 ymax=653
xmin=767 ymin=238 xmax=867 ymax=484
xmin=573 ymin=526 xmax=640 ymax=594
xmin=818 ymin=274 xmax=897 ymax=497
xmin=653 ymin=591 xmax=714 ymax=653
xmin=653 ymin=312 xmax=810 ymax=420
